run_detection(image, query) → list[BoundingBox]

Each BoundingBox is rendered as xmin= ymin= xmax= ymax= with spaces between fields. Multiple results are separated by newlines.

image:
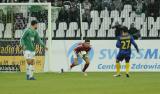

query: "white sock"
xmin=29 ymin=65 xmax=34 ymax=78
xmin=26 ymin=65 xmax=30 ymax=76
xmin=28 ymin=65 xmax=31 ymax=78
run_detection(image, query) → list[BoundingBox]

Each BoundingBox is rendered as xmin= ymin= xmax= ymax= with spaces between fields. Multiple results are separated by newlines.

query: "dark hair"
xmin=122 ymin=26 xmax=128 ymax=33
xmin=31 ymin=20 xmax=38 ymax=26
xmin=85 ymin=39 xmax=90 ymax=43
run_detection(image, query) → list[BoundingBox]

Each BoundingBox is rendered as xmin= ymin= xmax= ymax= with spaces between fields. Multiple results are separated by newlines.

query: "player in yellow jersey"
xmin=114 ymin=26 xmax=139 ymax=78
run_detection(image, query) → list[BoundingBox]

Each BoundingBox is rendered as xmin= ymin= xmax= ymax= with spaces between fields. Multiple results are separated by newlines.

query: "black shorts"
xmin=116 ymin=53 xmax=131 ymax=62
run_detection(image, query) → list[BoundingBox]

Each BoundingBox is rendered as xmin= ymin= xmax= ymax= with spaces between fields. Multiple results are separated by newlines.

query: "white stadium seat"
xmin=15 ymin=30 xmax=23 ymax=38
xmin=20 ymin=6 xmax=28 ymax=18
xmin=100 ymin=22 xmax=110 ymax=31
xmin=111 ymin=18 xmax=122 ymax=27
xmin=130 ymin=12 xmax=136 ymax=21
xmin=29 ymin=17 xmax=37 ymax=22
xmin=52 ymin=22 xmax=56 ymax=37
xmin=78 ymin=22 xmax=89 ymax=37
xmin=154 ymin=20 xmax=160 ymax=30
xmin=149 ymin=28 xmax=158 ymax=37
xmin=140 ymin=22 xmax=147 ymax=37
xmin=0 ymin=23 xmax=4 ymax=38
xmin=148 ymin=17 xmax=155 ymax=30
xmin=100 ymin=17 xmax=111 ymax=30
xmin=107 ymin=28 xmax=115 ymax=37
xmin=90 ymin=21 xmax=99 ymax=30
xmin=66 ymin=22 xmax=78 ymax=37
xmin=123 ymin=18 xmax=133 ymax=28
xmin=154 ymin=17 xmax=160 ymax=30
xmin=97 ymin=29 xmax=106 ymax=37
xmin=103 ymin=17 xmax=111 ymax=25
xmin=76 ymin=30 xmax=81 ymax=37
xmin=37 ymin=23 xmax=46 ymax=37
xmin=110 ymin=10 xmax=119 ymax=19
xmin=135 ymin=16 xmax=144 ymax=30
xmin=91 ymin=10 xmax=99 ymax=19
xmin=56 ymin=22 xmax=67 ymax=37
xmin=121 ymin=10 xmax=130 ymax=18
xmin=87 ymin=29 xmax=96 ymax=37
xmin=156 ymin=17 xmax=160 ymax=23
xmin=4 ymin=23 xmax=12 ymax=38
xmin=100 ymin=10 xmax=109 ymax=18
xmin=92 ymin=17 xmax=100 ymax=25
xmin=87 ymin=22 xmax=99 ymax=37
xmin=52 ymin=22 xmax=56 ymax=31
xmin=123 ymin=4 xmax=132 ymax=13
xmin=141 ymin=13 xmax=146 ymax=21
xmin=27 ymin=23 xmax=31 ymax=28
xmin=81 ymin=22 xmax=89 ymax=31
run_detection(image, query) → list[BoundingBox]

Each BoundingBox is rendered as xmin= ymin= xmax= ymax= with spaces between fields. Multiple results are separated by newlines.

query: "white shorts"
xmin=23 ymin=50 xmax=36 ymax=59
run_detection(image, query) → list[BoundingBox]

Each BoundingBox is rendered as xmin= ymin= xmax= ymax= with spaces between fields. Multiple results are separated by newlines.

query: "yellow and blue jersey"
xmin=116 ymin=34 xmax=139 ymax=55
xmin=116 ymin=34 xmax=139 ymax=62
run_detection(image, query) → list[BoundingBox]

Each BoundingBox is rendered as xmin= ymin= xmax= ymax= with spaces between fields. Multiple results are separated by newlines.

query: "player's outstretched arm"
xmin=35 ymin=32 xmax=48 ymax=50
xmin=116 ymin=37 xmax=121 ymax=48
xmin=131 ymin=36 xmax=139 ymax=53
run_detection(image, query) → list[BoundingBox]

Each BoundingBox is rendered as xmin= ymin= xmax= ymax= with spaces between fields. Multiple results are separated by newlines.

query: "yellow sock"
xmin=126 ymin=62 xmax=130 ymax=74
xmin=116 ymin=61 xmax=120 ymax=75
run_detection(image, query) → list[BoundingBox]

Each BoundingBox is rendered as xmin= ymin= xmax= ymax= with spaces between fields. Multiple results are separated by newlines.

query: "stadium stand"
xmin=56 ymin=22 xmax=67 ymax=38
xmin=0 ymin=0 xmax=160 ymax=39
xmin=66 ymin=22 xmax=78 ymax=37
xmin=4 ymin=23 xmax=13 ymax=38
xmin=0 ymin=23 xmax=4 ymax=38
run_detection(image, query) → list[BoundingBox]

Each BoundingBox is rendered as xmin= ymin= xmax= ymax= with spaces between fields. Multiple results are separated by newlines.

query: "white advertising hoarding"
xmin=48 ymin=40 xmax=160 ymax=72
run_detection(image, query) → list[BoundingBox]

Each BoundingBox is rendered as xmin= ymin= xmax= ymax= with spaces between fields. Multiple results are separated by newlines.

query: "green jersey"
xmin=20 ymin=28 xmax=45 ymax=51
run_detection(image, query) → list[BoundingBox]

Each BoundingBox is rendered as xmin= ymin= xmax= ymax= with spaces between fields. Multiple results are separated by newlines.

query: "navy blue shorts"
xmin=116 ymin=53 xmax=131 ymax=62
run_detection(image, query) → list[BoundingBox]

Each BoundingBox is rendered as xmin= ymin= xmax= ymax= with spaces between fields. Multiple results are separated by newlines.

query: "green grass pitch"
xmin=0 ymin=72 xmax=160 ymax=94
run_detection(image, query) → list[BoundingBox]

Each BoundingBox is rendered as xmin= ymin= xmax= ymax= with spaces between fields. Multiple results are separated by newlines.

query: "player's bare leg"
xmin=26 ymin=59 xmax=36 ymax=80
xmin=113 ymin=60 xmax=121 ymax=77
xmin=82 ymin=57 xmax=90 ymax=76
xmin=70 ymin=58 xmax=78 ymax=69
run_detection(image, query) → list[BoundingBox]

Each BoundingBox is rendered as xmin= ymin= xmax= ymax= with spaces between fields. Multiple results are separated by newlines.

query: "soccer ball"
xmin=81 ymin=51 xmax=87 ymax=55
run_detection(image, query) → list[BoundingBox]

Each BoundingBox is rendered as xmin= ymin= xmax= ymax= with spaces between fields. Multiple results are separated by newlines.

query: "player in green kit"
xmin=20 ymin=20 xmax=48 ymax=80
